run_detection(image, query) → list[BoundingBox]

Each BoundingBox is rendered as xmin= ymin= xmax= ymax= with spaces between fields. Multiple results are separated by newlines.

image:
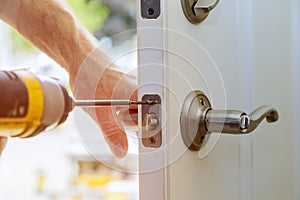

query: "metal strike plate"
xmin=142 ymin=94 xmax=162 ymax=148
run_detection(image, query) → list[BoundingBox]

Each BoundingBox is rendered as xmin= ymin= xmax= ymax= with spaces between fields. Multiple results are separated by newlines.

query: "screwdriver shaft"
xmin=74 ymin=100 xmax=158 ymax=107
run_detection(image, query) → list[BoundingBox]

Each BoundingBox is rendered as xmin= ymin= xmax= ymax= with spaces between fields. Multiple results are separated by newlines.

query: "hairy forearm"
xmin=0 ymin=0 xmax=110 ymax=85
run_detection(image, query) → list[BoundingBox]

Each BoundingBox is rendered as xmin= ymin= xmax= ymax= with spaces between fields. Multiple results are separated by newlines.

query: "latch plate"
xmin=142 ymin=94 xmax=162 ymax=148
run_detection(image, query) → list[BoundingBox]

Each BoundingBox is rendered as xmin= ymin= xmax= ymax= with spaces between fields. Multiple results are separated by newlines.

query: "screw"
xmin=147 ymin=8 xmax=154 ymax=15
xmin=200 ymin=98 xmax=206 ymax=107
xmin=149 ymin=137 xmax=156 ymax=144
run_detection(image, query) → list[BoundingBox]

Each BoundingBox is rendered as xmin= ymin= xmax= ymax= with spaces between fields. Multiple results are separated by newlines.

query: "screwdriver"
xmin=0 ymin=70 xmax=157 ymax=138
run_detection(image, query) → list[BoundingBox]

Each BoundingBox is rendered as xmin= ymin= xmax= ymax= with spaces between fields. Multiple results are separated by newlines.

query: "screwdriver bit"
xmin=74 ymin=99 xmax=159 ymax=107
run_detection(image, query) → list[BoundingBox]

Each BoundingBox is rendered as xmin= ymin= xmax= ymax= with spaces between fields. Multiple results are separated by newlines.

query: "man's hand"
xmin=0 ymin=0 xmax=137 ymax=158
xmin=0 ymin=137 xmax=8 ymax=156
xmin=94 ymin=68 xmax=137 ymax=158
xmin=73 ymin=65 xmax=138 ymax=158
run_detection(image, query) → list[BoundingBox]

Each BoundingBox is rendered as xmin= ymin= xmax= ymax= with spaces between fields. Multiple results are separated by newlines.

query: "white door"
xmin=138 ymin=0 xmax=300 ymax=200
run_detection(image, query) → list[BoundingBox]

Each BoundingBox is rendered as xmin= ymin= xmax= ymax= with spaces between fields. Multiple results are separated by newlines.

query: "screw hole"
xmin=147 ymin=8 xmax=154 ymax=15
xmin=200 ymin=98 xmax=206 ymax=107
xmin=149 ymin=137 xmax=156 ymax=144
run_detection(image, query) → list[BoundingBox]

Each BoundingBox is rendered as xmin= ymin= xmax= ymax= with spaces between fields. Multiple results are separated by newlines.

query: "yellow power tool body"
xmin=0 ymin=70 xmax=73 ymax=138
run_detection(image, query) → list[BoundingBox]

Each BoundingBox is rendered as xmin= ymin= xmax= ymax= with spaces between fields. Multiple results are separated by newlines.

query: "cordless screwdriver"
xmin=0 ymin=70 xmax=154 ymax=138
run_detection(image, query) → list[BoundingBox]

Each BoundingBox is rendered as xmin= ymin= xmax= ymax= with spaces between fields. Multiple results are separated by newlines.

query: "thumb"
xmin=96 ymin=107 xmax=128 ymax=158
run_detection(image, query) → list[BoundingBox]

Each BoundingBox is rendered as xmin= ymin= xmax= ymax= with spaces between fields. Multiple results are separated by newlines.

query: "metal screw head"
xmin=240 ymin=115 xmax=250 ymax=132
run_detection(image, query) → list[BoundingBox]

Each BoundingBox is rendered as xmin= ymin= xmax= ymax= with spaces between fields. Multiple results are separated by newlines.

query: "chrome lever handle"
xmin=205 ymin=106 xmax=279 ymax=134
xmin=245 ymin=105 xmax=279 ymax=133
xmin=180 ymin=90 xmax=279 ymax=151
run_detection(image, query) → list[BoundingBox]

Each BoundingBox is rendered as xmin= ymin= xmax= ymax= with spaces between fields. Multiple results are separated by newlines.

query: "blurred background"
xmin=0 ymin=0 xmax=138 ymax=199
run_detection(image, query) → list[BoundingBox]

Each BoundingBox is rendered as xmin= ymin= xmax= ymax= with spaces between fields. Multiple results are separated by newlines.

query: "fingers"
xmin=93 ymin=68 xmax=137 ymax=158
xmin=96 ymin=107 xmax=128 ymax=158
xmin=94 ymin=88 xmax=137 ymax=158
xmin=73 ymin=65 xmax=138 ymax=158
xmin=0 ymin=137 xmax=8 ymax=156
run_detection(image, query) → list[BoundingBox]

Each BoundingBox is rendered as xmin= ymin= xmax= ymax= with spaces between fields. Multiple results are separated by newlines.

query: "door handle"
xmin=180 ymin=90 xmax=279 ymax=151
xmin=181 ymin=0 xmax=220 ymax=24
xmin=205 ymin=106 xmax=279 ymax=134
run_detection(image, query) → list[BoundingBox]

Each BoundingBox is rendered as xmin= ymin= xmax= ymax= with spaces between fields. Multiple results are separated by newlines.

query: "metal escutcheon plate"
xmin=180 ymin=90 xmax=211 ymax=151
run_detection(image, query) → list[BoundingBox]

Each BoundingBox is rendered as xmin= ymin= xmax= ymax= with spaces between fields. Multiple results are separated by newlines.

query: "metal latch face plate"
xmin=141 ymin=94 xmax=162 ymax=148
